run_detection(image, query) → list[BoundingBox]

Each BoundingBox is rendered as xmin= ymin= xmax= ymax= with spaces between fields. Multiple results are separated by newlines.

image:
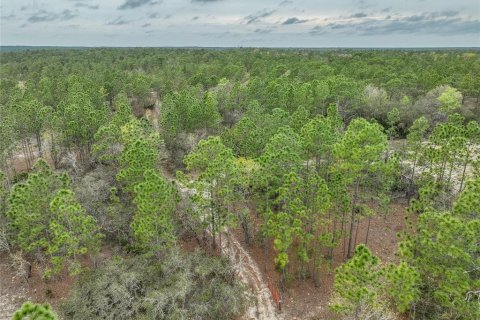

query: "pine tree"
xmin=399 ymin=178 xmax=480 ymax=319
xmin=6 ymin=159 xmax=102 ymax=277
xmin=384 ymin=262 xmax=420 ymax=313
xmin=13 ymin=302 xmax=57 ymax=320
xmin=116 ymin=118 xmax=159 ymax=192
xmin=405 ymin=116 xmax=429 ymax=198
xmin=300 ymin=105 xmax=342 ymax=175
xmin=333 ymin=118 xmax=388 ymax=258
xmin=331 ymin=244 xmax=382 ymax=318
xmin=183 ymin=136 xmax=238 ymax=248
xmin=54 ymin=79 xmax=108 ymax=163
xmin=131 ymin=169 xmax=177 ymax=252
xmin=92 ymin=92 xmax=134 ymax=164
xmin=47 ymin=189 xmax=103 ymax=277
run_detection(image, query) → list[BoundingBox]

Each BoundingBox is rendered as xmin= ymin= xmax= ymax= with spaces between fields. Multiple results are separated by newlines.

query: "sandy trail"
xmin=220 ymin=230 xmax=281 ymax=320
xmin=176 ymin=183 xmax=281 ymax=320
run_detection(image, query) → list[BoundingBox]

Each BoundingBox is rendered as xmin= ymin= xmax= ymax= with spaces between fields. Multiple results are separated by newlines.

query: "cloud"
xmin=106 ymin=16 xmax=131 ymax=25
xmin=354 ymin=0 xmax=372 ymax=10
xmin=278 ymin=0 xmax=293 ymax=6
xmin=191 ymin=0 xmax=222 ymax=3
xmin=244 ymin=9 xmax=275 ymax=24
xmin=118 ymin=0 xmax=158 ymax=10
xmin=1 ymin=14 xmax=16 ymax=20
xmin=192 ymin=16 xmax=199 ymax=21
xmin=74 ymin=3 xmax=99 ymax=10
xmin=61 ymin=9 xmax=78 ymax=20
xmin=310 ymin=11 xmax=480 ymax=36
xmin=28 ymin=11 xmax=59 ymax=23
xmin=349 ymin=12 xmax=367 ymax=18
xmin=282 ymin=17 xmax=308 ymax=25
xmin=27 ymin=9 xmax=78 ymax=23
xmin=309 ymin=25 xmax=324 ymax=35
xmin=254 ymin=28 xmax=272 ymax=34
xmin=141 ymin=23 xmax=151 ymax=28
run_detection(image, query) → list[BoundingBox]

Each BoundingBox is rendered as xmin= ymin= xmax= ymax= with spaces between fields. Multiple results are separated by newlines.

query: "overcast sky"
xmin=1 ymin=0 xmax=479 ymax=47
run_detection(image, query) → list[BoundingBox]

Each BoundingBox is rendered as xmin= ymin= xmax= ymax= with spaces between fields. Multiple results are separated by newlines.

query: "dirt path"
xmin=176 ymin=182 xmax=281 ymax=320
xmin=220 ymin=230 xmax=281 ymax=320
xmin=0 ymin=258 xmax=28 ymax=320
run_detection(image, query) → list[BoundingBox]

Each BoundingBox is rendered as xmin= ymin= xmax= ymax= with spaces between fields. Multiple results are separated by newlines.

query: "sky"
xmin=1 ymin=0 xmax=479 ymax=47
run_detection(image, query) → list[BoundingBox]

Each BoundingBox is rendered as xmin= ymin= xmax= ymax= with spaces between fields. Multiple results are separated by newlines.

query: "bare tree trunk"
xmin=36 ymin=131 xmax=43 ymax=157
xmin=313 ymin=236 xmax=320 ymax=287
xmin=328 ymin=218 xmax=337 ymax=259
xmin=353 ymin=216 xmax=360 ymax=250
xmin=458 ymin=147 xmax=471 ymax=193
xmin=21 ymin=140 xmax=31 ymax=170
xmin=211 ymin=208 xmax=216 ymax=249
xmin=408 ymin=149 xmax=419 ymax=200
xmin=365 ymin=216 xmax=372 ymax=246
xmin=341 ymin=211 xmax=346 ymax=259
xmin=347 ymin=180 xmax=359 ymax=259
xmin=27 ymin=139 xmax=35 ymax=166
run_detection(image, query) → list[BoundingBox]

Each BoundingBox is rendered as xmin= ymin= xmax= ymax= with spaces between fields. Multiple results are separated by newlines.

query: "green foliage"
xmin=54 ymin=77 xmax=108 ymax=159
xmin=0 ymin=170 xmax=6 ymax=215
xmin=438 ymin=86 xmax=462 ymax=114
xmin=92 ymin=92 xmax=134 ymax=163
xmin=300 ymin=104 xmax=342 ymax=173
xmin=267 ymin=170 xmax=330 ymax=271
xmin=222 ymin=116 xmax=262 ymax=157
xmin=131 ymin=169 xmax=177 ymax=251
xmin=6 ymin=159 xmax=102 ymax=277
xmin=46 ymin=189 xmax=103 ymax=277
xmin=223 ymin=104 xmax=291 ymax=158
xmin=386 ymin=107 xmax=400 ymax=140
xmin=334 ymin=118 xmax=387 ymax=182
xmin=333 ymin=118 xmax=391 ymax=257
xmin=7 ymin=159 xmax=70 ymax=253
xmin=331 ymin=244 xmax=382 ymax=315
xmin=332 ymin=245 xmax=420 ymax=317
xmin=400 ymin=179 xmax=480 ymax=319
xmin=161 ymin=89 xmax=220 ymax=141
xmin=257 ymin=126 xmax=302 ymax=196
xmin=384 ymin=262 xmax=420 ymax=313
xmin=116 ymin=118 xmax=159 ymax=191
xmin=128 ymin=73 xmax=152 ymax=106
xmin=2 ymin=47 xmax=480 ymax=319
xmin=407 ymin=116 xmax=430 ymax=145
xmin=453 ymin=177 xmax=480 ymax=219
xmin=183 ymin=136 xmax=238 ymax=247
xmin=13 ymin=302 xmax=57 ymax=320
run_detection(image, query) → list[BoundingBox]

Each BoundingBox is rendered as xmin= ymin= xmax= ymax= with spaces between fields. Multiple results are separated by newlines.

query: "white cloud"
xmin=1 ymin=0 xmax=479 ymax=46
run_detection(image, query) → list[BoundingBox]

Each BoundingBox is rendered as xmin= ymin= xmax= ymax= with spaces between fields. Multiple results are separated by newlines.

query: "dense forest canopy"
xmin=0 ymin=48 xmax=479 ymax=320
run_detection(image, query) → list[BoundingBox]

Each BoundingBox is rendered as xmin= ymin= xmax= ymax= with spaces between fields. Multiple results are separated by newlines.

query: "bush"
xmin=61 ymin=249 xmax=246 ymax=320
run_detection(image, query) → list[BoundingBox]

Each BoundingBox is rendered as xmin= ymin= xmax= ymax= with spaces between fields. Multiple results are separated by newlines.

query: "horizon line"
xmin=1 ymin=45 xmax=480 ymax=49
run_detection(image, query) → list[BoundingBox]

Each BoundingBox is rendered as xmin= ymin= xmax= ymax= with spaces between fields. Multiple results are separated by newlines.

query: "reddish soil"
xmin=233 ymin=200 xmax=408 ymax=320
xmin=0 ymin=246 xmax=115 ymax=318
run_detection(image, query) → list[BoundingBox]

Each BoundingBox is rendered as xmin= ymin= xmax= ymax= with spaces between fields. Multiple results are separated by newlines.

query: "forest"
xmin=0 ymin=48 xmax=479 ymax=320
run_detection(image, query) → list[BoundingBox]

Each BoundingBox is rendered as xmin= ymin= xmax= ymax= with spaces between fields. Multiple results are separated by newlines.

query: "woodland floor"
xmin=0 ymin=201 xmax=407 ymax=320
xmin=0 ymin=112 xmax=409 ymax=319
xmin=233 ymin=200 xmax=408 ymax=320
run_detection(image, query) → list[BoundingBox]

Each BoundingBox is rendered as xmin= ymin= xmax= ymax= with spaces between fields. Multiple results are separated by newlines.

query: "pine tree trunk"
xmin=365 ymin=216 xmax=372 ymax=245
xmin=458 ymin=147 xmax=470 ymax=193
xmin=347 ymin=180 xmax=359 ymax=259
xmin=36 ymin=131 xmax=43 ymax=158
